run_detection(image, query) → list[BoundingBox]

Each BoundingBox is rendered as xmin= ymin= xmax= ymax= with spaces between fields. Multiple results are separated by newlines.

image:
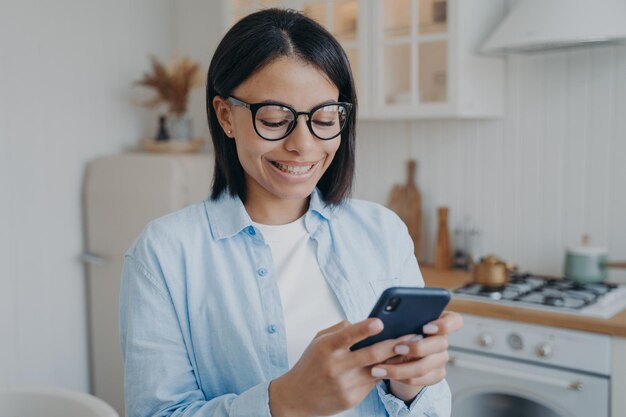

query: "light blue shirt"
xmin=119 ymin=189 xmax=451 ymax=417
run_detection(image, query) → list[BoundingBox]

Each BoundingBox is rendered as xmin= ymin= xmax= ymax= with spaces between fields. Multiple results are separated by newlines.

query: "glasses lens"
xmin=311 ymin=104 xmax=348 ymax=139
xmin=255 ymin=105 xmax=295 ymax=140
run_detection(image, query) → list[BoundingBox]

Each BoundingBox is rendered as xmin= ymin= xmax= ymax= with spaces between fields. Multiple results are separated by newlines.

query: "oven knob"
xmin=477 ymin=333 xmax=493 ymax=348
xmin=535 ymin=343 xmax=553 ymax=358
xmin=507 ymin=333 xmax=524 ymax=350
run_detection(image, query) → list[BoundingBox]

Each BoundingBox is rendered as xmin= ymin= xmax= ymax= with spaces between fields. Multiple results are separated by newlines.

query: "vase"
xmin=167 ymin=114 xmax=193 ymax=140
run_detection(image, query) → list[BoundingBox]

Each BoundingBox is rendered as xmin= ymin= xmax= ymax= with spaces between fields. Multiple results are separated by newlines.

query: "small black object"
xmin=156 ymin=115 xmax=169 ymax=141
xmin=452 ymin=249 xmax=470 ymax=270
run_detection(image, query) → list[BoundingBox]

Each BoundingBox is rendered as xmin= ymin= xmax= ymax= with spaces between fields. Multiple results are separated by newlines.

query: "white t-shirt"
xmin=254 ymin=215 xmax=346 ymax=369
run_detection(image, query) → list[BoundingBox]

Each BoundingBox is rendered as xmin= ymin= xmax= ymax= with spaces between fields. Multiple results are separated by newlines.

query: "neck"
xmin=244 ymin=189 xmax=310 ymax=225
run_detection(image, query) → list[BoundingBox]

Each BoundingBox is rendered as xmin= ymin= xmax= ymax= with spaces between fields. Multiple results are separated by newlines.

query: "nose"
xmin=284 ymin=114 xmax=316 ymax=154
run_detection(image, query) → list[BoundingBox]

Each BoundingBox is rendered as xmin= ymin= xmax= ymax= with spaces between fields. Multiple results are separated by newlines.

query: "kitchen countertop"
xmin=421 ymin=265 xmax=626 ymax=337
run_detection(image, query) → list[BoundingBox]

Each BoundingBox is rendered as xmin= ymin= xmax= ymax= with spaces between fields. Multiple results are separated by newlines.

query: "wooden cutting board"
xmin=387 ymin=160 xmax=422 ymax=262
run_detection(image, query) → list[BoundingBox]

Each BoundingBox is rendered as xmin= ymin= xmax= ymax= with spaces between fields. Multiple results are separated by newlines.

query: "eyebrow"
xmin=259 ymin=98 xmax=339 ymax=109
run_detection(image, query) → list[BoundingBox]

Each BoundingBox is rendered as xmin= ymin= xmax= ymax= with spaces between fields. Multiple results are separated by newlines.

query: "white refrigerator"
xmin=82 ymin=152 xmax=213 ymax=416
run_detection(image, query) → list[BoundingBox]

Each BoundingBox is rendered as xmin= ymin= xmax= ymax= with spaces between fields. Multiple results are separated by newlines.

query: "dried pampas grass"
xmin=136 ymin=55 xmax=202 ymax=117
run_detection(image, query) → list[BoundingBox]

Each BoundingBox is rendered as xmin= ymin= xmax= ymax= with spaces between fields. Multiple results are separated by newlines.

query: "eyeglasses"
xmin=226 ymin=95 xmax=352 ymax=141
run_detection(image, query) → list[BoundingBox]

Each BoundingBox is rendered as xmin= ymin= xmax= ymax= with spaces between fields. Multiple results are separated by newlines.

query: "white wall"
xmin=353 ymin=45 xmax=626 ymax=282
xmin=173 ymin=0 xmax=227 ymax=145
xmin=0 ymin=0 xmax=175 ymax=390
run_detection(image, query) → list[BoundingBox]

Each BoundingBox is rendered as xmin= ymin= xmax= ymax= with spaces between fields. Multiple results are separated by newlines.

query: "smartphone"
xmin=350 ymin=287 xmax=451 ymax=351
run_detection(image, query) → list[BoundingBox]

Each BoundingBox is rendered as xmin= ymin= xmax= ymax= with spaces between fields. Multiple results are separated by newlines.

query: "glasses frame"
xmin=226 ymin=95 xmax=353 ymax=141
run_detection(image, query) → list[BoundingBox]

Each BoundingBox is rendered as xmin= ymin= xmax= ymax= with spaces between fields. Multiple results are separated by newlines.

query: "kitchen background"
xmin=1 ymin=0 xmax=625 ymax=409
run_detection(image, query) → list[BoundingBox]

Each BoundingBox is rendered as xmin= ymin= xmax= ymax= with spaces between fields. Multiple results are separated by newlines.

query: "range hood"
xmin=481 ymin=0 xmax=626 ymax=54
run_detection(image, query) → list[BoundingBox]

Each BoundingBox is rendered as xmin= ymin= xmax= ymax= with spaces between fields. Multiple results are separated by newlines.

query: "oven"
xmin=447 ymin=314 xmax=611 ymax=417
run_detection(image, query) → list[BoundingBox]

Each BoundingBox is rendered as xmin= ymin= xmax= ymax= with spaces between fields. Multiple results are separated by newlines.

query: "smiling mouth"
xmin=270 ymin=161 xmax=317 ymax=175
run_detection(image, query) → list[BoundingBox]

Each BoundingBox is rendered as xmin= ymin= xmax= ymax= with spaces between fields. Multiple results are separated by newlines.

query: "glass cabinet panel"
xmin=303 ymin=1 xmax=328 ymax=26
xmin=383 ymin=43 xmax=411 ymax=104
xmin=418 ymin=40 xmax=447 ymax=102
xmin=332 ymin=0 xmax=358 ymax=43
xmin=302 ymin=0 xmax=361 ymax=99
xmin=383 ymin=0 xmax=411 ymax=38
xmin=419 ymin=0 xmax=447 ymax=34
xmin=344 ymin=47 xmax=359 ymax=94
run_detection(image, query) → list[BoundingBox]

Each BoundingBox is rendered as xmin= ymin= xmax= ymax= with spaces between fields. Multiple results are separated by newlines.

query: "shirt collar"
xmin=205 ymin=188 xmax=337 ymax=240
xmin=308 ymin=187 xmax=335 ymax=221
xmin=205 ymin=191 xmax=252 ymax=240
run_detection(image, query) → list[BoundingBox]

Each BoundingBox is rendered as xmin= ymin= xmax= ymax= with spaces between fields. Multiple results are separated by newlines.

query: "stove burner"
xmin=454 ymin=273 xmax=620 ymax=311
xmin=544 ymin=295 xmax=564 ymax=307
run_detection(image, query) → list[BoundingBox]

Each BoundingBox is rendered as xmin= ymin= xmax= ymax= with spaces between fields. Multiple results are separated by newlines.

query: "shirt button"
xmin=247 ymin=226 xmax=256 ymax=236
xmin=268 ymin=324 xmax=277 ymax=334
xmin=257 ymin=267 xmax=268 ymax=277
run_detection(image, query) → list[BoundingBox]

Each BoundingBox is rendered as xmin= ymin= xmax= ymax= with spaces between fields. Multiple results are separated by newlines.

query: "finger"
xmin=423 ymin=311 xmax=464 ymax=335
xmin=393 ymin=335 xmax=448 ymax=359
xmin=341 ymin=329 xmax=422 ymax=370
xmin=315 ymin=320 xmax=351 ymax=339
xmin=327 ymin=318 xmax=384 ymax=350
xmin=375 ymin=351 xmax=449 ymax=381
xmin=353 ymin=366 xmax=387 ymax=386
xmin=345 ymin=337 xmax=402 ymax=370
xmin=393 ymin=367 xmax=447 ymax=388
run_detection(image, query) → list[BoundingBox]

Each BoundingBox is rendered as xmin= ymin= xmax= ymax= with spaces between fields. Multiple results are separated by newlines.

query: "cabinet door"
xmin=374 ymin=0 xmax=451 ymax=118
xmin=299 ymin=0 xmax=370 ymax=118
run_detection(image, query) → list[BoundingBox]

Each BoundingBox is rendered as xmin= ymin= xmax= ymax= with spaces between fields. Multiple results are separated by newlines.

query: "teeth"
xmin=273 ymin=161 xmax=314 ymax=175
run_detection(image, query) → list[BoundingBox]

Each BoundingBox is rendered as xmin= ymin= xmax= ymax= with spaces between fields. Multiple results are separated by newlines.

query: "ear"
xmin=212 ymin=96 xmax=234 ymax=138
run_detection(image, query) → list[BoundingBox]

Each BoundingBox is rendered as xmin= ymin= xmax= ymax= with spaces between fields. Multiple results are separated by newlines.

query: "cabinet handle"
xmin=448 ymin=356 xmax=584 ymax=391
xmin=81 ymin=252 xmax=107 ymax=266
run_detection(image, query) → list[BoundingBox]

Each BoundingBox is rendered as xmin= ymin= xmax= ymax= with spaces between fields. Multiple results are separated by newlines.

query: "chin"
xmin=271 ymin=182 xmax=318 ymax=201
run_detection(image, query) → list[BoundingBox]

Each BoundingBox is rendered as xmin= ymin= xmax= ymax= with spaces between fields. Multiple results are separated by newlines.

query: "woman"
xmin=120 ymin=8 xmax=462 ymax=417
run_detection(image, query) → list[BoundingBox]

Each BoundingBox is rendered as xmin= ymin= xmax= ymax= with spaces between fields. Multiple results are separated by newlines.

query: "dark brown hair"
xmin=206 ymin=8 xmax=357 ymax=205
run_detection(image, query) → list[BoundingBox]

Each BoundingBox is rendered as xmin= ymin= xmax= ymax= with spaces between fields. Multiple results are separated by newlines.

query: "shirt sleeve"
xmin=374 ymin=213 xmax=452 ymax=416
xmin=119 ymin=254 xmax=272 ymax=417
xmin=376 ymin=380 xmax=451 ymax=417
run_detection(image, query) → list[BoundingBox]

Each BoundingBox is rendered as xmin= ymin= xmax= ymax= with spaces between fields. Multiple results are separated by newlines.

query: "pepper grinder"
xmin=434 ymin=207 xmax=452 ymax=269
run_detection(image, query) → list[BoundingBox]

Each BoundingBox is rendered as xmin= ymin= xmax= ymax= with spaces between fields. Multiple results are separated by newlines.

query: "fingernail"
xmin=394 ymin=344 xmax=410 ymax=355
xmin=371 ymin=367 xmax=387 ymax=378
xmin=423 ymin=324 xmax=439 ymax=334
xmin=410 ymin=335 xmax=424 ymax=342
xmin=369 ymin=319 xmax=384 ymax=332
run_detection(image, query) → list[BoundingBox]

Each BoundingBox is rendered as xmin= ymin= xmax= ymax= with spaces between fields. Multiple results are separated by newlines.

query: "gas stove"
xmin=453 ymin=273 xmax=626 ymax=318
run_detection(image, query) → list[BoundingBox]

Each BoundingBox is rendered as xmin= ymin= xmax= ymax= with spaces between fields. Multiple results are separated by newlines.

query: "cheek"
xmin=235 ymin=137 xmax=275 ymax=170
xmin=324 ymin=141 xmax=341 ymax=164
xmin=234 ymin=113 xmax=257 ymax=137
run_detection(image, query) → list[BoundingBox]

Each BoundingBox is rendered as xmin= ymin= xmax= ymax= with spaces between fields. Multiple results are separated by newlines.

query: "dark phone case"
xmin=350 ymin=287 xmax=451 ymax=351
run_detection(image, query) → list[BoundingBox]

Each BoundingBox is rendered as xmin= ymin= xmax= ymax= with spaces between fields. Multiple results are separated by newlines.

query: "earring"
xmin=227 ymin=130 xmax=232 ymax=134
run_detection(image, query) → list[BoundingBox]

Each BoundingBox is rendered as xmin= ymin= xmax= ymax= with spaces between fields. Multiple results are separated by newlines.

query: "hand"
xmin=269 ymin=318 xmax=401 ymax=417
xmin=372 ymin=311 xmax=464 ymax=403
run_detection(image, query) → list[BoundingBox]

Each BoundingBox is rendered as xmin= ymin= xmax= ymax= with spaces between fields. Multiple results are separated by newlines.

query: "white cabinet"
xmin=372 ymin=0 xmax=505 ymax=119
xmin=223 ymin=0 xmax=504 ymax=119
xmin=83 ymin=153 xmax=213 ymax=416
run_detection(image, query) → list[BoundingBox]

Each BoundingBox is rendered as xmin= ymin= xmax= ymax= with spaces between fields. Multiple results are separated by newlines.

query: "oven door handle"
xmin=448 ymin=356 xmax=584 ymax=391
